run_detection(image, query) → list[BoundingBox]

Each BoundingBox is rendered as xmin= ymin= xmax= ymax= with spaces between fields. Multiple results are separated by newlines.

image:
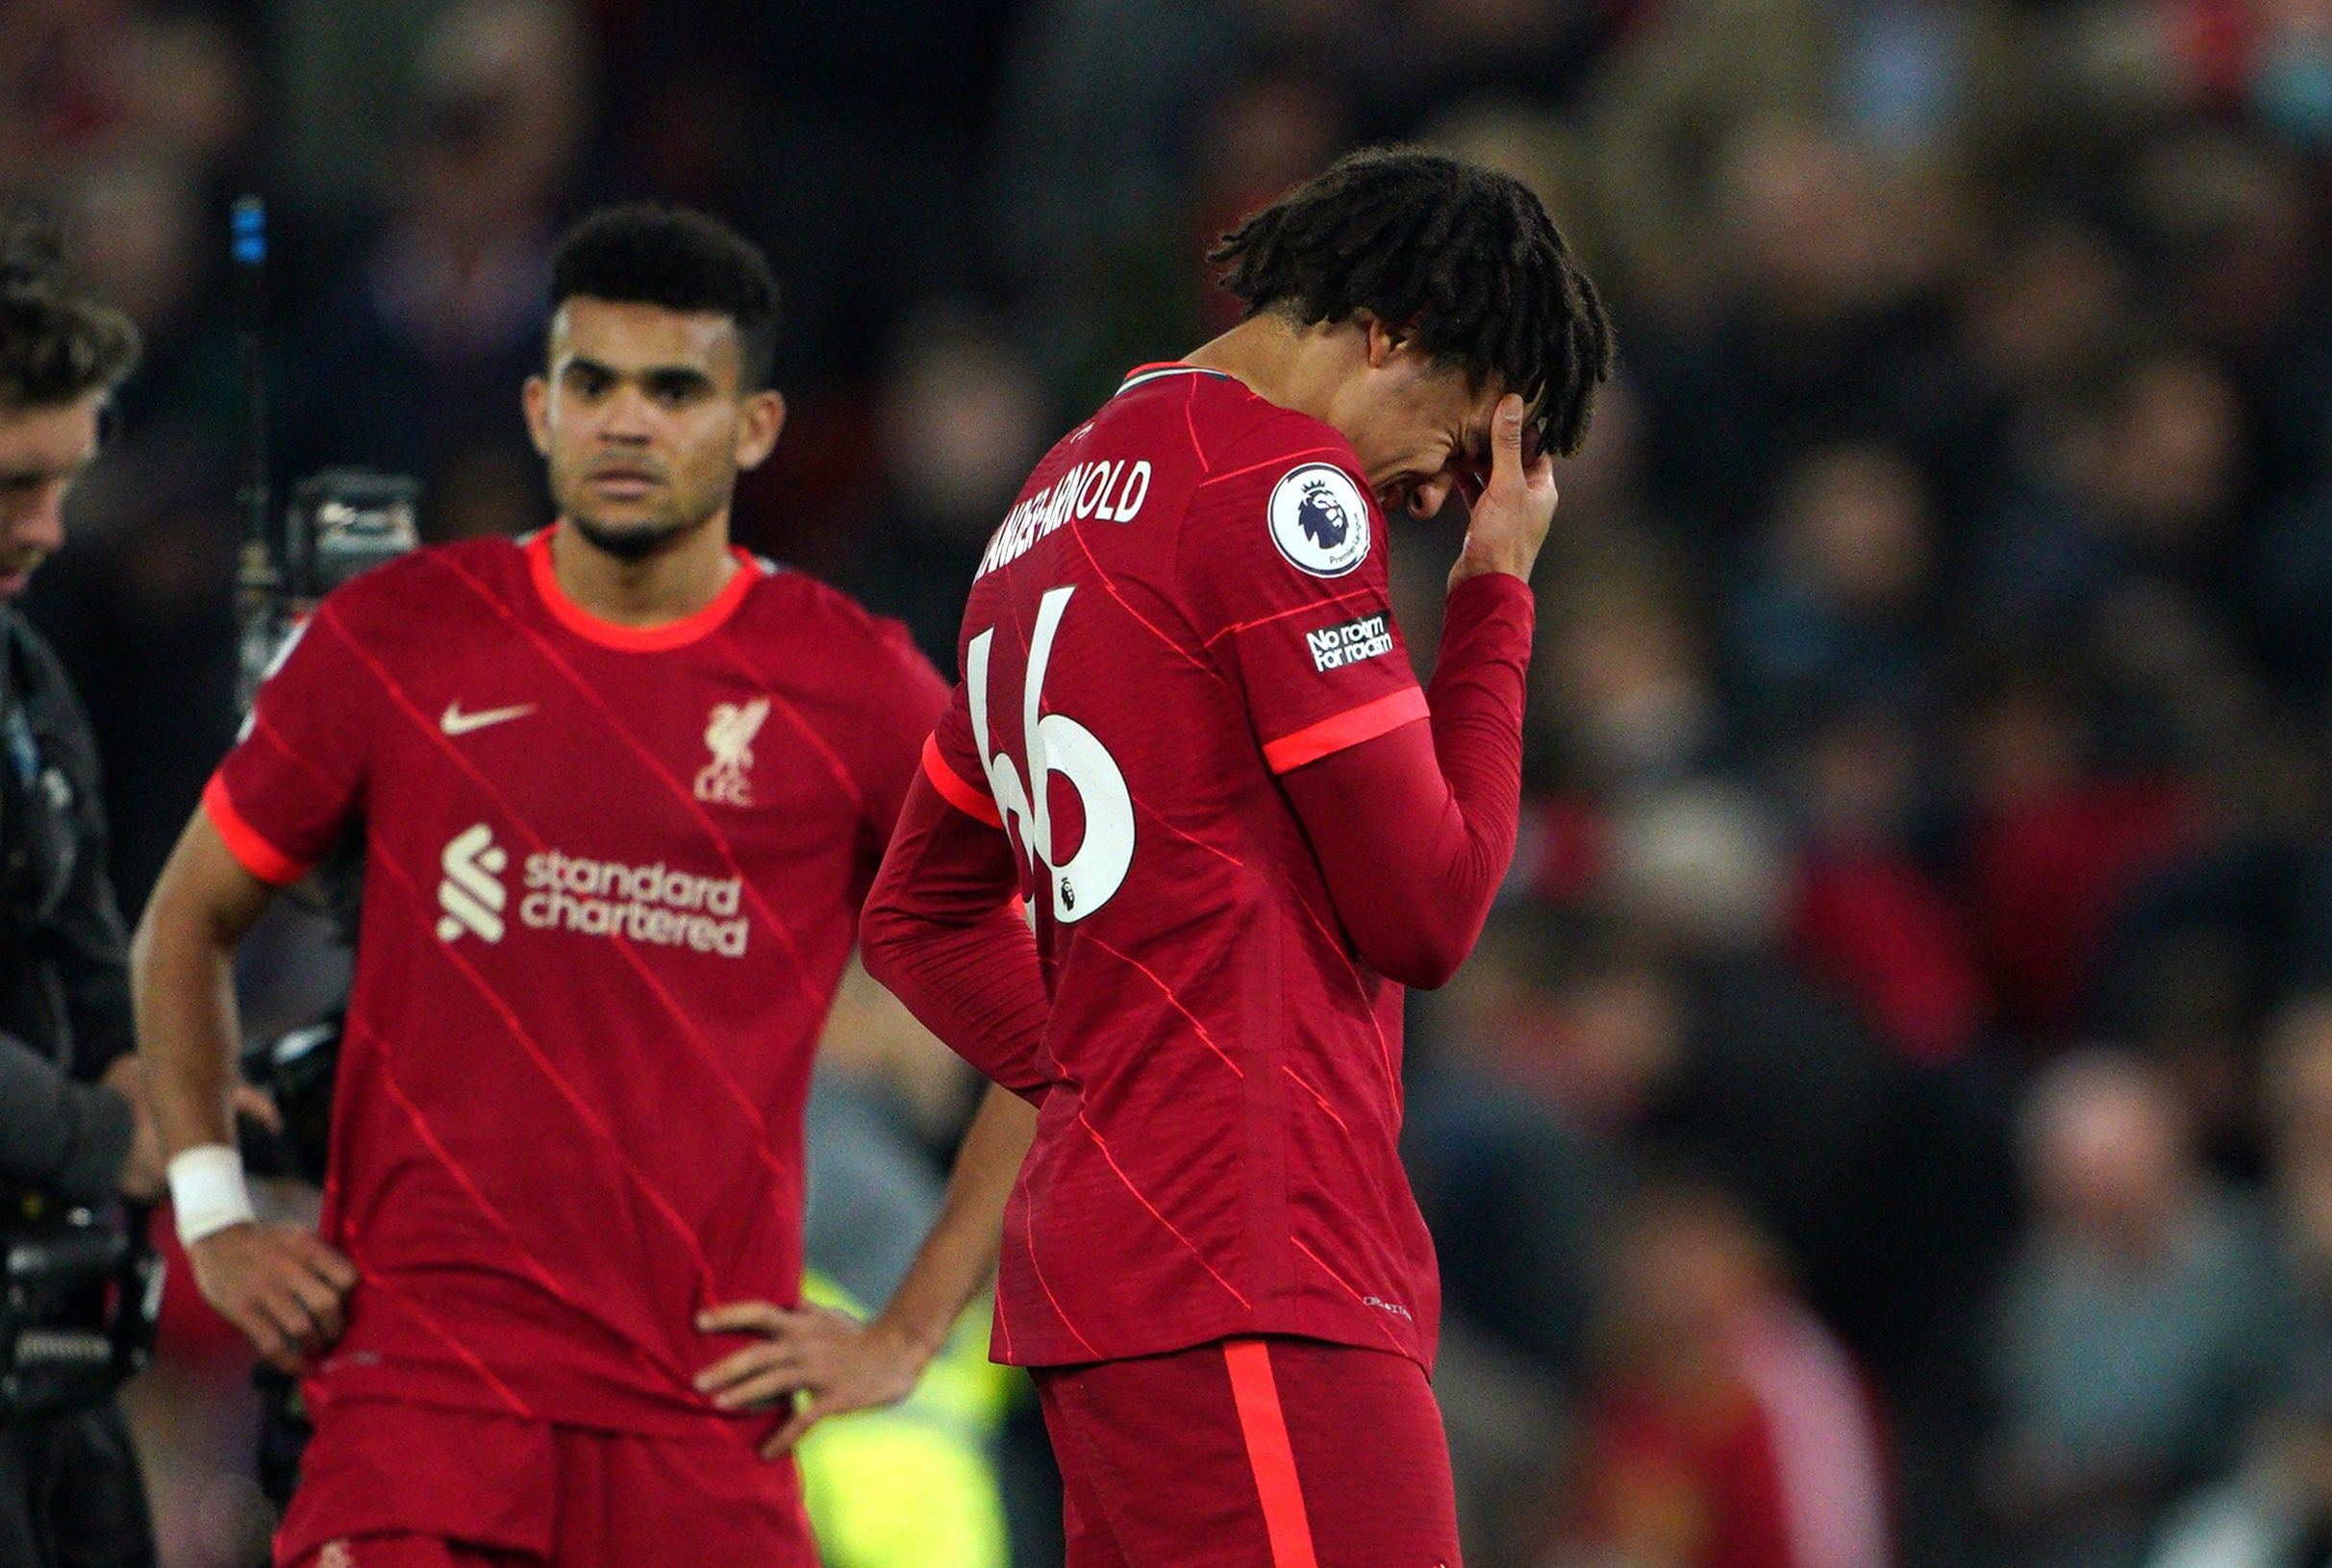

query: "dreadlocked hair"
xmin=1210 ymin=147 xmax=1615 ymax=458
xmin=0 ymin=200 xmax=140 ymax=407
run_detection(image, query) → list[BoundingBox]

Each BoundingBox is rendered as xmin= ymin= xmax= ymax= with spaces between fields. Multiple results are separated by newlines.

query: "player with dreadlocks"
xmin=815 ymin=147 xmax=1615 ymax=1564
xmin=1205 ymin=145 xmax=1610 ymax=473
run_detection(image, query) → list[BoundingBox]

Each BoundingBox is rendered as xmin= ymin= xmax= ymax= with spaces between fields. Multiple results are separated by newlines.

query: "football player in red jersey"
xmin=855 ymin=149 xmax=1615 ymax=1566
xmin=130 ymin=205 xmax=1037 ymax=1568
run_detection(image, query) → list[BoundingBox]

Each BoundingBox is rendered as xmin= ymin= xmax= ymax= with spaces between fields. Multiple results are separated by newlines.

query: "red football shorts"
xmin=273 ymin=1397 xmax=815 ymax=1568
xmin=1033 ymin=1335 xmax=1461 ymax=1568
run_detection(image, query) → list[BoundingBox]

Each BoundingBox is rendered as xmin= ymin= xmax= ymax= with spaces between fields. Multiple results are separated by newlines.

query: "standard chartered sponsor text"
xmin=519 ymin=847 xmax=748 ymax=957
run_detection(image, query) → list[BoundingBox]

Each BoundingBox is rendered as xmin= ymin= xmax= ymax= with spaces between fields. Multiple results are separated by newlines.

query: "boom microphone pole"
xmin=232 ymin=195 xmax=277 ymax=710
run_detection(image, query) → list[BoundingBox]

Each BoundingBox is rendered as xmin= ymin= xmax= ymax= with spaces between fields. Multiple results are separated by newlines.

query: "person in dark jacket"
xmin=0 ymin=200 xmax=163 ymax=1568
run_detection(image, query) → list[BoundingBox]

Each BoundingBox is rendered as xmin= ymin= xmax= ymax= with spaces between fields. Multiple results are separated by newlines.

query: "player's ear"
xmin=1362 ymin=313 xmax=1400 ymax=371
xmin=735 ymin=388 xmax=785 ymax=471
xmin=522 ymin=374 xmax=553 ymax=458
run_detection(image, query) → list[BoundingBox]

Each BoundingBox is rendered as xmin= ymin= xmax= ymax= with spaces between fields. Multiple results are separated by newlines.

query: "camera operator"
xmin=0 ymin=203 xmax=161 ymax=1568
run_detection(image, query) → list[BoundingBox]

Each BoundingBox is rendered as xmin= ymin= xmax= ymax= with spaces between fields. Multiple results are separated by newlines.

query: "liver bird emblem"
xmin=694 ymin=697 xmax=770 ymax=805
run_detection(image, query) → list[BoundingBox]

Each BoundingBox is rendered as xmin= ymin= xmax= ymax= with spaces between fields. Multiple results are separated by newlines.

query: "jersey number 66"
xmin=967 ymin=585 xmax=1135 ymax=924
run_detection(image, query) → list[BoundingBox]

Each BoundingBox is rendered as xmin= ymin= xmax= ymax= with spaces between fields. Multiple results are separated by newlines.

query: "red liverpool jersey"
xmin=205 ymin=530 xmax=946 ymax=1434
xmin=923 ymin=364 xmax=1442 ymax=1369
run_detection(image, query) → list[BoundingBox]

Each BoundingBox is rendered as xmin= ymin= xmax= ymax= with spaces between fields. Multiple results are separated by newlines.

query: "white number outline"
xmin=966 ymin=585 xmax=1135 ymax=923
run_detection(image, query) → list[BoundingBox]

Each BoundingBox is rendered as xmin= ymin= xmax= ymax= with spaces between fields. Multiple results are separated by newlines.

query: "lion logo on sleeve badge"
xmin=1267 ymin=463 xmax=1370 ymax=578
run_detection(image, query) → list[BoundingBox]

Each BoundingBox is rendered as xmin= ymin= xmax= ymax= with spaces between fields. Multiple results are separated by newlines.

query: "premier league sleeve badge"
xmin=1266 ymin=464 xmax=1371 ymax=579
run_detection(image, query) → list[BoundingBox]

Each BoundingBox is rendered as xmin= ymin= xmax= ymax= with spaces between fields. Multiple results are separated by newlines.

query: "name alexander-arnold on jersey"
xmin=977 ymin=457 xmax=1153 ymax=578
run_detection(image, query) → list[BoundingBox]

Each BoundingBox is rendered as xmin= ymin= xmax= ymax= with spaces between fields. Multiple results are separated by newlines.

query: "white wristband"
xmin=167 ymin=1144 xmax=257 ymax=1246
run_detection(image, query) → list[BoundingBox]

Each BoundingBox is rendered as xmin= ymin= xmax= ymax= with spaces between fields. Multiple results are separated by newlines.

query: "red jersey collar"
xmin=526 ymin=527 xmax=763 ymax=652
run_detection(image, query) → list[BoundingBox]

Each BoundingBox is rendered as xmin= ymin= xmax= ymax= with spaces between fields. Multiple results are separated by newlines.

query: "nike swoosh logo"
xmin=440 ymin=701 xmax=538 ymax=736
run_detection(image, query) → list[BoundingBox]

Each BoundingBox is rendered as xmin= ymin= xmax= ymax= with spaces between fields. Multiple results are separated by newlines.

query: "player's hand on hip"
xmin=1448 ymin=392 xmax=1558 ymax=591
xmin=695 ymin=1299 xmax=931 ymax=1460
xmin=187 ymin=1221 xmax=357 ymax=1374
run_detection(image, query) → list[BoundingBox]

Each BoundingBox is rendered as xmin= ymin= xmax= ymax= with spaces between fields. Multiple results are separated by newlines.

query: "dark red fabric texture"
xmin=861 ymin=770 xmax=1054 ymax=1103
xmin=1279 ymin=569 xmax=1533 ymax=991
xmin=285 ymin=1538 xmax=515 ymax=1568
xmin=861 ymin=573 xmax=1532 ymax=1103
xmin=865 ymin=366 xmax=1538 ymax=1373
xmin=1034 ymin=1335 xmax=1460 ymax=1568
xmin=1966 ymin=776 xmax=2202 ymax=1039
xmin=210 ymin=535 xmax=945 ymax=1432
xmin=1789 ymin=847 xmax=1986 ymax=1066
xmin=275 ymin=1397 xmax=814 ymax=1568
xmin=873 ymin=366 xmax=1456 ymax=1370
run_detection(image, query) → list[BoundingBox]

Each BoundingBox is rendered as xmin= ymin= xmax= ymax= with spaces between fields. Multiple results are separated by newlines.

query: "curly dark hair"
xmin=550 ymin=204 xmax=782 ymax=389
xmin=0 ymin=202 xmax=141 ymax=408
xmin=1210 ymin=147 xmax=1615 ymax=459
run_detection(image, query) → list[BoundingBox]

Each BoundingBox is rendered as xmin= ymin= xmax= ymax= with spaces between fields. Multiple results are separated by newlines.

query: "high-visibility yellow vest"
xmin=795 ymin=1270 xmax=1018 ymax=1568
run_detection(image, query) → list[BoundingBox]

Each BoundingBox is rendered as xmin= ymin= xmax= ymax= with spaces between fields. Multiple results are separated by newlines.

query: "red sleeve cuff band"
xmin=922 ymin=734 xmax=1003 ymax=828
xmin=201 ymin=775 xmax=313 ymax=887
xmin=1261 ymin=687 xmax=1431 ymax=774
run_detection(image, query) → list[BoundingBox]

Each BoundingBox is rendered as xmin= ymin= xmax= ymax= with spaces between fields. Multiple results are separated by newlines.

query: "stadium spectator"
xmin=1729 ymin=442 xmax=1942 ymax=736
xmin=1535 ymin=560 xmax=1728 ymax=795
xmin=1602 ymin=781 xmax=1923 ymax=1370
xmin=836 ymin=309 xmax=1056 ymax=665
xmin=278 ymin=0 xmax=592 ymax=542
xmin=2259 ymin=998 xmax=2332 ymax=1408
xmin=1551 ymin=1176 xmax=1892 ymax=1568
xmin=2146 ymin=998 xmax=2332 ymax=1568
xmin=1956 ymin=656 xmax=2208 ymax=1045
xmin=1409 ymin=908 xmax=1679 ymax=1383
xmin=1783 ymin=705 xmax=1986 ymax=1068
xmin=1623 ymin=116 xmax=1974 ymax=549
xmin=1965 ymin=347 xmax=2251 ymax=649
xmin=1983 ymin=1049 xmax=2291 ymax=1568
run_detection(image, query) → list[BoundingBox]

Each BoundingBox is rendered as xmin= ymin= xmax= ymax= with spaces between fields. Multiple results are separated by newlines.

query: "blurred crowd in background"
xmin=12 ymin=0 xmax=2332 ymax=1564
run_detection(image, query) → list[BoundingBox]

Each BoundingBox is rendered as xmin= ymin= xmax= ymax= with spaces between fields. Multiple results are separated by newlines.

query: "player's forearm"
xmin=869 ymin=1083 xmax=1037 ymax=1356
xmin=864 ymin=903 xmax=1052 ymax=1101
xmin=1401 ymin=573 xmax=1533 ymax=975
xmin=1421 ymin=570 xmax=1533 ymax=877
xmin=863 ymin=774 xmax=1053 ymax=1100
xmin=1283 ymin=574 xmax=1531 ymax=987
xmin=131 ymin=818 xmax=275 ymax=1156
xmin=131 ymin=903 xmax=243 ymax=1155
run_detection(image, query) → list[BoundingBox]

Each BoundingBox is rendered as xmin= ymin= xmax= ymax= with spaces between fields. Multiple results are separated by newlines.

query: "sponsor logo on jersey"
xmin=440 ymin=700 xmax=537 ymax=735
xmin=434 ymin=826 xmax=748 ymax=956
xmin=1267 ymin=464 xmax=1369 ymax=578
xmin=436 ymin=823 xmax=508 ymax=943
xmin=692 ymin=697 xmax=770 ymax=806
xmin=319 ymin=1543 xmax=355 ymax=1568
xmin=1306 ymin=612 xmax=1392 ymax=672
xmin=976 ymin=458 xmax=1152 ymax=578
xmin=521 ymin=848 xmax=748 ymax=955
